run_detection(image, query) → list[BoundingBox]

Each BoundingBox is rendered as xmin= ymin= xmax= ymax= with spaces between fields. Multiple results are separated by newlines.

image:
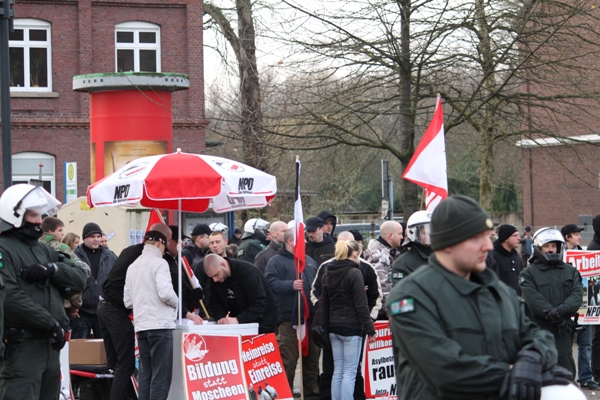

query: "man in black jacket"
xmin=305 ymin=217 xmax=336 ymax=266
xmin=310 ymin=231 xmax=382 ymax=400
xmin=266 ymin=229 xmax=319 ymax=399
xmin=98 ymin=223 xmax=202 ymax=400
xmin=588 ymin=215 xmax=600 ymax=382
xmin=203 ymin=254 xmax=277 ymax=333
xmin=487 ymin=224 xmax=523 ymax=295
xmin=72 ymin=222 xmax=118 ymax=338
xmin=254 ymin=221 xmax=287 ymax=274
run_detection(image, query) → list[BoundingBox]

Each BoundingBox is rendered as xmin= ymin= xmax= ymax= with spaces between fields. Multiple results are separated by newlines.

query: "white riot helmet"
xmin=0 ymin=184 xmax=61 ymax=231
xmin=404 ymin=210 xmax=432 ymax=246
xmin=210 ymin=222 xmax=229 ymax=237
xmin=242 ymin=218 xmax=269 ymax=240
xmin=541 ymin=384 xmax=585 ymax=400
xmin=532 ymin=227 xmax=565 ymax=264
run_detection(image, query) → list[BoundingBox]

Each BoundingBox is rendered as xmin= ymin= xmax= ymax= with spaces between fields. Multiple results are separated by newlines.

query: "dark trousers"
xmin=592 ymin=326 xmax=600 ymax=379
xmin=319 ymin=335 xmax=366 ymax=400
xmin=71 ymin=313 xmax=104 ymax=339
xmin=277 ymin=321 xmax=320 ymax=399
xmin=97 ymin=301 xmax=135 ymax=400
xmin=137 ymin=329 xmax=173 ymax=400
xmin=0 ymin=338 xmax=60 ymax=400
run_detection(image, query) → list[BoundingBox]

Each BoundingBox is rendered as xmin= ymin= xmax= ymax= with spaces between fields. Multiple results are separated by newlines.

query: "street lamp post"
xmin=0 ymin=0 xmax=14 ymax=191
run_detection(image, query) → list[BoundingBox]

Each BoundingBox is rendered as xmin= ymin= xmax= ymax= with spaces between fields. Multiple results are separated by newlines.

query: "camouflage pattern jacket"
xmin=40 ymin=233 xmax=90 ymax=308
xmin=363 ymin=237 xmax=400 ymax=311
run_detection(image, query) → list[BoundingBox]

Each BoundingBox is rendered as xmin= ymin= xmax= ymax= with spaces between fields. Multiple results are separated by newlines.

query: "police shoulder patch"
xmin=390 ymin=297 xmax=415 ymax=315
xmin=0 ymin=251 xmax=3 ymax=268
xmin=392 ymin=272 xmax=404 ymax=279
xmin=519 ymin=276 xmax=525 ymax=285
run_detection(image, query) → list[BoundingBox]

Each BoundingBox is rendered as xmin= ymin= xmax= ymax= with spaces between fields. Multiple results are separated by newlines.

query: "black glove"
xmin=49 ymin=322 xmax=66 ymax=351
xmin=500 ymin=349 xmax=543 ymax=400
xmin=545 ymin=304 xmax=569 ymax=324
xmin=192 ymin=287 xmax=204 ymax=302
xmin=555 ymin=318 xmax=570 ymax=333
xmin=21 ymin=263 xmax=58 ymax=282
xmin=541 ymin=365 xmax=573 ymax=386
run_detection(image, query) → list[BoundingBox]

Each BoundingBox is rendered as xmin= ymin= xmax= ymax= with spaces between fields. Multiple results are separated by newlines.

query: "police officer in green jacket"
xmin=0 ymin=184 xmax=87 ymax=400
xmin=519 ymin=227 xmax=583 ymax=377
xmin=387 ymin=196 xmax=572 ymax=400
xmin=391 ymin=210 xmax=433 ymax=286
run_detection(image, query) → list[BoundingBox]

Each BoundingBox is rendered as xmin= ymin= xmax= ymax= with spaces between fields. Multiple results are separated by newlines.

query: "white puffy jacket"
xmin=124 ymin=244 xmax=178 ymax=332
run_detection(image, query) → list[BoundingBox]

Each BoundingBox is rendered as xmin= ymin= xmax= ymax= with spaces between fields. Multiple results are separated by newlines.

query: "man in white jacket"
xmin=124 ymin=230 xmax=178 ymax=400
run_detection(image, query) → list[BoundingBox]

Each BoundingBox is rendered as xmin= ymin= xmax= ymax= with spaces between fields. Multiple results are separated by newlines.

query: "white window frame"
xmin=115 ymin=21 xmax=161 ymax=72
xmin=12 ymin=152 xmax=56 ymax=195
xmin=9 ymin=18 xmax=52 ymax=92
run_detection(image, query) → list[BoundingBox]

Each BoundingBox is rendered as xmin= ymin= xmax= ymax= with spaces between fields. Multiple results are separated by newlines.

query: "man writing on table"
xmin=203 ymin=254 xmax=277 ymax=333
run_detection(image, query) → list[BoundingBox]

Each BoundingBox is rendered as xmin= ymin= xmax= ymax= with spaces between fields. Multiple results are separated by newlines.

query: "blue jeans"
xmin=329 ymin=333 xmax=362 ymax=400
xmin=70 ymin=315 xmax=103 ymax=339
xmin=578 ymin=327 xmax=593 ymax=383
xmin=137 ymin=330 xmax=173 ymax=400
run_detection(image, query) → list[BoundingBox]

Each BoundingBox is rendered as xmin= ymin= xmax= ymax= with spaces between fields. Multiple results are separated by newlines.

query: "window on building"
xmin=115 ymin=22 xmax=161 ymax=72
xmin=9 ymin=19 xmax=52 ymax=92
xmin=12 ymin=152 xmax=56 ymax=196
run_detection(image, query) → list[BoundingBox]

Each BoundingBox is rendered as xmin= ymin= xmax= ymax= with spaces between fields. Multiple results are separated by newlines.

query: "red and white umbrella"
xmin=86 ymin=149 xmax=277 ymax=212
xmin=85 ymin=149 xmax=277 ymax=323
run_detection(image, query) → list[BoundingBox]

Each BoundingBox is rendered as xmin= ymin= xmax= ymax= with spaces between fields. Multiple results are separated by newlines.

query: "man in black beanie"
xmin=487 ymin=224 xmax=523 ymax=295
xmin=72 ymin=222 xmax=118 ymax=338
xmin=386 ymin=196 xmax=569 ymax=400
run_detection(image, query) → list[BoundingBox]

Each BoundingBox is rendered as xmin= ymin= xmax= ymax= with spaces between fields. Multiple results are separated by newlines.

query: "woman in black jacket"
xmin=323 ymin=239 xmax=377 ymax=400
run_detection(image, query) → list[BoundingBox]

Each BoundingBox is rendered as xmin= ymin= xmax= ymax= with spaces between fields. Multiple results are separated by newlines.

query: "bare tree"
xmin=204 ymin=0 xmax=268 ymax=171
xmin=254 ymin=0 xmax=600 ymax=215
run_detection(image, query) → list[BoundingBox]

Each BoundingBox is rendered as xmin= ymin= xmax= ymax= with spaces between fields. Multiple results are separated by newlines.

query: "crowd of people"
xmin=1 ymin=182 xmax=599 ymax=400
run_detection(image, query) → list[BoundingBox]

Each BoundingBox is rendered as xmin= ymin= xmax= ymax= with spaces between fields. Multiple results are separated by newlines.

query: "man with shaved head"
xmin=203 ymin=254 xmax=277 ymax=333
xmin=254 ymin=221 xmax=288 ymax=274
xmin=363 ymin=220 xmax=403 ymax=319
xmin=98 ymin=223 xmax=202 ymax=400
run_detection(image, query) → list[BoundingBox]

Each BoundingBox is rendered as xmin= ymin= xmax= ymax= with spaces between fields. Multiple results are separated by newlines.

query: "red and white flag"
xmin=145 ymin=208 xmax=164 ymax=232
xmin=293 ymin=157 xmax=310 ymax=356
xmin=402 ymin=95 xmax=448 ymax=211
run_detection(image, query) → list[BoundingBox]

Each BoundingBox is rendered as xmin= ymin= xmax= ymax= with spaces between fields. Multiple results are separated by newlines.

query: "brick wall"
xmin=521 ymin=143 xmax=600 ymax=227
xmin=0 ymin=0 xmax=207 ymax=199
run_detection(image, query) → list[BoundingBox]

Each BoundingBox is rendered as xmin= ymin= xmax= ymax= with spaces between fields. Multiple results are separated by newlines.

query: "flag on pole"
xmin=293 ymin=157 xmax=310 ymax=356
xmin=402 ymin=95 xmax=448 ymax=211
xmin=145 ymin=208 xmax=165 ymax=232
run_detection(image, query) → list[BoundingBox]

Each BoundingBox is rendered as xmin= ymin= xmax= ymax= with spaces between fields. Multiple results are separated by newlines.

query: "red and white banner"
xmin=566 ymin=250 xmax=600 ymax=325
xmin=363 ymin=321 xmax=397 ymax=399
xmin=242 ymin=334 xmax=293 ymax=399
xmin=402 ymin=95 xmax=448 ymax=212
xmin=182 ymin=333 xmax=248 ymax=400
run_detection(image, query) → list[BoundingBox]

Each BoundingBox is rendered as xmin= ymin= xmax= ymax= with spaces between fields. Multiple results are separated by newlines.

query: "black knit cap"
xmin=82 ymin=222 xmax=102 ymax=239
xmin=144 ymin=230 xmax=167 ymax=245
xmin=430 ymin=195 xmax=493 ymax=251
xmin=497 ymin=224 xmax=518 ymax=243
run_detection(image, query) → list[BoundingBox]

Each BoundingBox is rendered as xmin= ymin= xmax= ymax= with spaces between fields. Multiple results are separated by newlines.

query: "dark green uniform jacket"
xmin=237 ymin=236 xmax=265 ymax=263
xmin=391 ymin=244 xmax=431 ymax=287
xmin=0 ymin=231 xmax=87 ymax=331
xmin=519 ymin=257 xmax=583 ymax=375
xmin=519 ymin=258 xmax=582 ymax=330
xmin=387 ymin=255 xmax=557 ymax=400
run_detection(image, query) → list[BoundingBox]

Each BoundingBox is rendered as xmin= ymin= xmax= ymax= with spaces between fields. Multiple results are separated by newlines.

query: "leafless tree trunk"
xmin=204 ymin=1 xmax=267 ymax=172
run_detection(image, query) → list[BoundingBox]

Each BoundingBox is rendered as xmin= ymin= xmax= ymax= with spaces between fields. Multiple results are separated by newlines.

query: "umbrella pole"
xmin=178 ymin=199 xmax=183 ymax=325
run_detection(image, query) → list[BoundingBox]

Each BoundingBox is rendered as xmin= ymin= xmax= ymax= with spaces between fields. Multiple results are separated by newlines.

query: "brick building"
xmin=519 ymin=136 xmax=600 ymax=230
xmin=3 ymin=0 xmax=207 ymax=200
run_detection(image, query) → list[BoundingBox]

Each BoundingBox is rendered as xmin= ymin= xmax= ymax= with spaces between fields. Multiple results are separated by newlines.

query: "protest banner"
xmin=363 ymin=321 xmax=397 ymax=399
xmin=181 ymin=333 xmax=249 ymax=400
xmin=566 ymin=250 xmax=600 ymax=325
xmin=242 ymin=333 xmax=293 ymax=399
